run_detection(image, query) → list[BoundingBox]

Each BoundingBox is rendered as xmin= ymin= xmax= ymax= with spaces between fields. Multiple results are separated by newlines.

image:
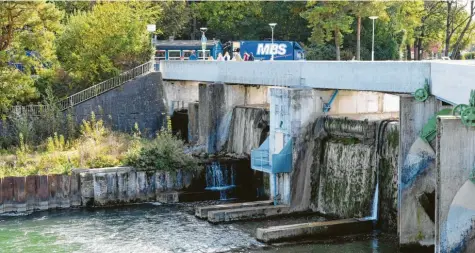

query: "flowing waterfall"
xmin=370 ymin=182 xmax=379 ymax=221
xmin=205 ymin=161 xmax=236 ymax=200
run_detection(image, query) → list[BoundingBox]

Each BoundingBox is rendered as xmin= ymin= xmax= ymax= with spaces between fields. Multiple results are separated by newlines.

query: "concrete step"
xmin=207 ymin=205 xmax=290 ymax=223
xmin=256 ymin=218 xmax=374 ymax=243
xmin=195 ymin=200 xmax=273 ymax=219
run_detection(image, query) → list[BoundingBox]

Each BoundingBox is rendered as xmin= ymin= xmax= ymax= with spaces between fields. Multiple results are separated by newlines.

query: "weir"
xmin=205 ymin=161 xmax=236 ymax=200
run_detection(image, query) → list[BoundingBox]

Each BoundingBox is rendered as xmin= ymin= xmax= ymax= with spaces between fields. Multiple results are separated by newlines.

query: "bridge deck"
xmin=160 ymin=60 xmax=475 ymax=106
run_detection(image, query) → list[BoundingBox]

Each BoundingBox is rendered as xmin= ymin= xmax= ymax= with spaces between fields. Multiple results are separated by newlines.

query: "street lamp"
xmin=147 ymin=24 xmax=156 ymax=70
xmin=369 ymin=16 xmax=378 ymax=61
xmin=200 ymin=27 xmax=208 ymax=60
xmin=269 ymin=23 xmax=277 ymax=61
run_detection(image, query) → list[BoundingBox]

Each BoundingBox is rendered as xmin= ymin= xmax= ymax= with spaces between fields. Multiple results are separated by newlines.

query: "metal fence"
xmin=58 ymin=61 xmax=153 ymax=110
xmin=6 ymin=62 xmax=153 ymax=117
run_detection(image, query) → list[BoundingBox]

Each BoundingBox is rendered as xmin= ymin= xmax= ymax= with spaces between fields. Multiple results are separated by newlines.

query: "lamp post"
xmin=269 ymin=23 xmax=277 ymax=61
xmin=200 ymin=27 xmax=208 ymax=60
xmin=369 ymin=16 xmax=378 ymax=61
xmin=147 ymin=24 xmax=156 ymax=70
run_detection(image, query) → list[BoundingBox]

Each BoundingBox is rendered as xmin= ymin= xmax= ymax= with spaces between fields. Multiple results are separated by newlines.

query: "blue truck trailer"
xmin=233 ymin=41 xmax=305 ymax=60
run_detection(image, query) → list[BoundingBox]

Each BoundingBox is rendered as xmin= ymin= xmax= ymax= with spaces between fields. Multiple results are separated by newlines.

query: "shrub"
xmin=125 ymin=130 xmax=199 ymax=172
xmin=463 ymin=52 xmax=475 ymax=60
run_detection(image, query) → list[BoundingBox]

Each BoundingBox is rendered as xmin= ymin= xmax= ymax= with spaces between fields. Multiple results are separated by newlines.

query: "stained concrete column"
xmin=269 ymin=87 xmax=324 ymax=205
xmin=398 ymin=96 xmax=443 ymax=248
xmin=435 ymin=116 xmax=475 ymax=253
xmin=198 ymin=83 xmax=246 ymax=153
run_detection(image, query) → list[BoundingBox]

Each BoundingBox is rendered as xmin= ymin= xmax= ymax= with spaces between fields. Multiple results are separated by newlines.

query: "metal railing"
xmin=9 ymin=105 xmax=47 ymax=116
xmin=7 ymin=62 xmax=153 ymax=117
xmin=58 ymin=61 xmax=153 ymax=110
xmin=251 ymin=137 xmax=271 ymax=173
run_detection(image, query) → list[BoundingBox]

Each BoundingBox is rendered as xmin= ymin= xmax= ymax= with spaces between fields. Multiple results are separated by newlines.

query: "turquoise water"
xmin=0 ymin=203 xmax=398 ymax=253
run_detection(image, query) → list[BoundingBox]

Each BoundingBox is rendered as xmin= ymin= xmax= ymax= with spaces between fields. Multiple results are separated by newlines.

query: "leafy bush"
xmin=125 ymin=130 xmax=199 ymax=172
xmin=463 ymin=52 xmax=475 ymax=60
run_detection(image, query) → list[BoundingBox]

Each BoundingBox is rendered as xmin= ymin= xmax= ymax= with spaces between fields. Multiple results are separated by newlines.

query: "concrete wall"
xmin=160 ymin=61 xmax=430 ymax=94
xmin=269 ymin=87 xmax=323 ymax=205
xmin=0 ymin=167 xmax=199 ymax=213
xmin=162 ymin=80 xmax=200 ymax=115
xmin=198 ymin=83 xmax=268 ymax=153
xmin=398 ymin=96 xmax=444 ymax=247
xmin=431 ymin=62 xmax=475 ymax=105
xmin=72 ymin=72 xmax=167 ymax=136
xmin=289 ymin=117 xmax=399 ymax=231
xmin=436 ymin=116 xmax=475 ymax=253
xmin=328 ymin=91 xmax=399 ymax=120
xmin=226 ymin=106 xmax=269 ymax=156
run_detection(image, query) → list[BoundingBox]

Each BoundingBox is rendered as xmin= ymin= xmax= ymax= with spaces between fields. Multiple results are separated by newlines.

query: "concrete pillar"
xmin=269 ymin=87 xmax=324 ymax=205
xmin=435 ymin=116 xmax=475 ymax=253
xmin=398 ymin=96 xmax=442 ymax=248
xmin=198 ymin=83 xmax=246 ymax=153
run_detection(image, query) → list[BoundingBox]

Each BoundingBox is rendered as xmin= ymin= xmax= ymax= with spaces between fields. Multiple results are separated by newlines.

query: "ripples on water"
xmin=0 ymin=202 xmax=398 ymax=253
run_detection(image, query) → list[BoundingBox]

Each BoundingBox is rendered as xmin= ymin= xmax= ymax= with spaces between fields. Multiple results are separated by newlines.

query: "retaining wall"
xmin=0 ymin=167 xmax=200 ymax=213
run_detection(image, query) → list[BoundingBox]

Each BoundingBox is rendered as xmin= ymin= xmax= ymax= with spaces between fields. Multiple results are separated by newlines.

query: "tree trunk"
xmin=417 ymin=38 xmax=423 ymax=60
xmin=357 ymin=16 xmax=361 ymax=60
xmin=451 ymin=1 xmax=474 ymax=59
xmin=413 ymin=40 xmax=418 ymax=60
xmin=191 ymin=15 xmax=196 ymax=40
xmin=445 ymin=1 xmax=452 ymax=57
xmin=335 ymin=28 xmax=341 ymax=61
xmin=406 ymin=44 xmax=412 ymax=60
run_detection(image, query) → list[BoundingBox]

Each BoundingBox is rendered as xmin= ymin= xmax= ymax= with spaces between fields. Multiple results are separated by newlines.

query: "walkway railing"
xmin=58 ymin=61 xmax=153 ymax=110
xmin=250 ymin=137 xmax=293 ymax=174
xmin=251 ymin=137 xmax=271 ymax=173
xmin=6 ymin=62 xmax=153 ymax=117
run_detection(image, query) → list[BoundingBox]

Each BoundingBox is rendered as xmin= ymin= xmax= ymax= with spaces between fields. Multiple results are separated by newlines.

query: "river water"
xmin=0 ymin=202 xmax=398 ymax=253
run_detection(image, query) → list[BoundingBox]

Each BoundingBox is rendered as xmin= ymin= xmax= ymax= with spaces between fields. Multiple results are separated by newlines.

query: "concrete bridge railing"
xmin=160 ymin=60 xmax=475 ymax=106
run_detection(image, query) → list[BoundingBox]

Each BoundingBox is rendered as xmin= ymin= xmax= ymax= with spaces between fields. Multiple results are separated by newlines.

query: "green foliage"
xmin=0 ymin=1 xmax=63 ymax=110
xmin=125 ymin=130 xmax=199 ymax=172
xmin=156 ymin=0 xmax=190 ymax=39
xmin=56 ymin=2 xmax=161 ymax=90
xmin=463 ymin=52 xmax=475 ymax=59
xmin=303 ymin=1 xmax=354 ymax=60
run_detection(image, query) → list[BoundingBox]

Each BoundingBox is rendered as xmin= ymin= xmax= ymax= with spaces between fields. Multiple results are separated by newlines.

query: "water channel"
xmin=0 ymin=202 xmax=398 ymax=253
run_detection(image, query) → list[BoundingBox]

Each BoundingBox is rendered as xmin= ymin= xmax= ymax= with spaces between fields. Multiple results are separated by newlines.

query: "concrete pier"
xmin=195 ymin=200 xmax=273 ymax=219
xmin=256 ymin=218 xmax=374 ymax=243
xmin=207 ymin=205 xmax=290 ymax=223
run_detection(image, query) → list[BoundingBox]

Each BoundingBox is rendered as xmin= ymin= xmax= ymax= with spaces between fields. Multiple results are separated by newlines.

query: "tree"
xmin=303 ymin=1 xmax=354 ymax=60
xmin=450 ymin=0 xmax=475 ymax=58
xmin=155 ymin=0 xmax=191 ymax=39
xmin=193 ymin=1 xmax=263 ymax=41
xmin=56 ymin=2 xmax=161 ymax=91
xmin=351 ymin=1 xmax=388 ymax=60
xmin=0 ymin=1 xmax=62 ymax=111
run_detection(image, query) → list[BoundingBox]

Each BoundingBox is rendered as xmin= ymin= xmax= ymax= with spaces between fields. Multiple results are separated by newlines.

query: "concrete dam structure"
xmin=2 ymin=59 xmax=475 ymax=252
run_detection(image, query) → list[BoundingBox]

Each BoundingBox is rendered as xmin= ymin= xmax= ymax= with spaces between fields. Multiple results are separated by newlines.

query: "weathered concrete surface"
xmin=207 ymin=205 xmax=290 ymax=223
xmin=399 ymin=96 xmax=443 ymax=247
xmin=0 ymin=167 xmax=204 ymax=213
xmin=162 ymin=80 xmax=199 ymax=115
xmin=160 ymin=61 xmax=429 ymax=94
xmin=71 ymin=72 xmax=167 ymax=136
xmin=269 ymin=87 xmax=324 ymax=205
xmin=188 ymin=102 xmax=200 ymax=144
xmin=195 ymin=200 xmax=273 ymax=219
xmin=226 ymin=106 xmax=269 ymax=156
xmin=431 ymin=62 xmax=475 ymax=105
xmin=317 ymin=141 xmax=376 ymax=218
xmin=256 ymin=218 xmax=374 ymax=243
xmin=198 ymin=83 xmax=246 ymax=153
xmin=13 ymin=177 xmax=26 ymax=212
xmin=290 ymin=117 xmax=398 ymax=232
xmin=436 ymin=116 xmax=475 ymax=253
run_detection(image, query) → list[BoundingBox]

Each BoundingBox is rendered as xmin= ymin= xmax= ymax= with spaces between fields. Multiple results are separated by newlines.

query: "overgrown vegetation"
xmin=0 ymin=111 xmax=199 ymax=178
